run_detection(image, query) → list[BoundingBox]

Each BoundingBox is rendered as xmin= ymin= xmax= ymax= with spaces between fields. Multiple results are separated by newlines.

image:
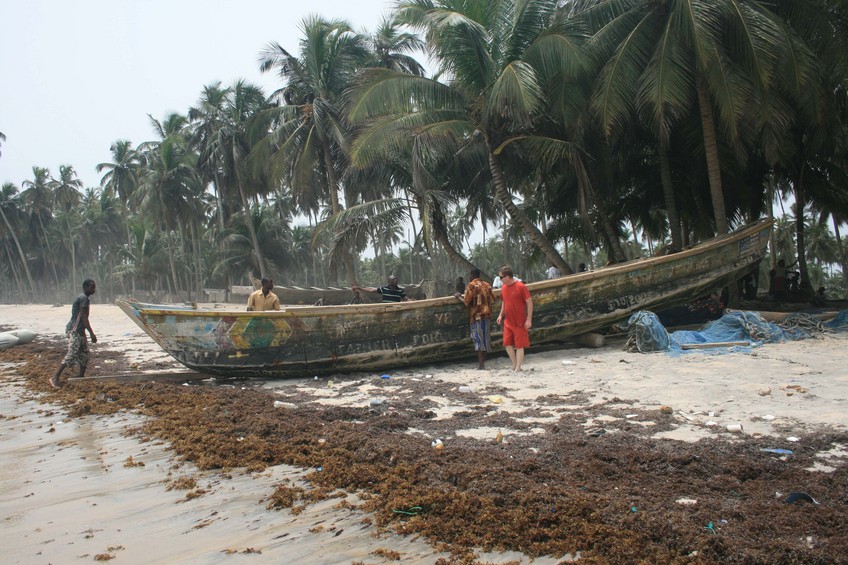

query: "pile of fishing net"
xmin=624 ymin=309 xmax=848 ymax=354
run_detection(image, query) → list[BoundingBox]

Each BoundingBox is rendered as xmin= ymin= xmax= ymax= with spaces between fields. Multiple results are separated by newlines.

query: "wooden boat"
xmin=230 ymin=283 xmax=427 ymax=305
xmin=116 ymin=219 xmax=771 ymax=378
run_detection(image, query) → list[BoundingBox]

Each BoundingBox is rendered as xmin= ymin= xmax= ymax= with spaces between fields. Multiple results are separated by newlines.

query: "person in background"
xmin=247 ymin=277 xmax=281 ymax=311
xmin=496 ymin=265 xmax=533 ymax=371
xmin=545 ymin=263 xmax=561 ymax=279
xmin=51 ymin=279 xmax=97 ymax=388
xmin=455 ymin=267 xmax=495 ymax=369
xmin=455 ymin=276 xmax=466 ymax=295
xmin=353 ymin=275 xmax=410 ymax=303
xmin=578 ymin=263 xmax=587 ymax=272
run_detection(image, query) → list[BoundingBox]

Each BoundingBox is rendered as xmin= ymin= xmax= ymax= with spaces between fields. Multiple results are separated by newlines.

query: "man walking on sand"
xmin=51 ymin=279 xmax=97 ymax=388
xmin=455 ymin=267 xmax=495 ymax=369
xmin=496 ymin=266 xmax=532 ymax=371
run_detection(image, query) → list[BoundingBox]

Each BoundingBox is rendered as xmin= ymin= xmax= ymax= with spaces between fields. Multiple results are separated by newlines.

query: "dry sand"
xmin=1 ymin=303 xmax=847 ymax=563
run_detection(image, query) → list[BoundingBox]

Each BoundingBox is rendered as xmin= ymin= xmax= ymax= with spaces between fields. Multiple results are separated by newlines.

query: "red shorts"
xmin=502 ymin=323 xmax=529 ymax=349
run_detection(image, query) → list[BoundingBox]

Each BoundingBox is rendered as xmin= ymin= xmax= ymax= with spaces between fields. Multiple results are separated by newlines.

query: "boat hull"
xmin=116 ymin=220 xmax=770 ymax=378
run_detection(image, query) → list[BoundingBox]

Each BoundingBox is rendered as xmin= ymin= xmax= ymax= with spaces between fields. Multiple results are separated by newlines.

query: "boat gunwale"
xmin=116 ymin=219 xmax=769 ymax=318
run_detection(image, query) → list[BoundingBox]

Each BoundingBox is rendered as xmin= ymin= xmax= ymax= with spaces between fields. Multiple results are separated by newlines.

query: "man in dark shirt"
xmin=51 ymin=279 xmax=97 ymax=388
xmin=353 ymin=275 xmax=410 ymax=303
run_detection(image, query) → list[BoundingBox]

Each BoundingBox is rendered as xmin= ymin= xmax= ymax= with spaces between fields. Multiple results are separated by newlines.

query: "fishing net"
xmin=624 ymin=309 xmax=848 ymax=354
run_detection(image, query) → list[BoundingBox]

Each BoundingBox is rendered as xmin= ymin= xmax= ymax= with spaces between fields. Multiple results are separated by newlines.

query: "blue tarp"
xmin=625 ymin=309 xmax=848 ymax=354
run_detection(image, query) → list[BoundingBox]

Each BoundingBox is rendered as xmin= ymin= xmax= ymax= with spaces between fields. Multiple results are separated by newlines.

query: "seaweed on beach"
xmin=2 ymin=338 xmax=848 ymax=564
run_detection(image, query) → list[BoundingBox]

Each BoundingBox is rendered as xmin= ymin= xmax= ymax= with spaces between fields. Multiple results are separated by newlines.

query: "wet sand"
xmin=1 ymin=303 xmax=847 ymax=563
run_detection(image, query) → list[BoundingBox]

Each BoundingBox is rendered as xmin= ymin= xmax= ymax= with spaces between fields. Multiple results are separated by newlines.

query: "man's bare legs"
xmin=476 ymin=350 xmax=486 ymax=369
xmin=514 ymin=348 xmax=525 ymax=371
xmin=503 ymin=345 xmax=526 ymax=371
xmin=505 ymin=345 xmax=516 ymax=369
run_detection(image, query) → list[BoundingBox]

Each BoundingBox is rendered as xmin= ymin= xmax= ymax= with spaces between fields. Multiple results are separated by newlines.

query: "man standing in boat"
xmin=352 ymin=275 xmax=410 ymax=303
xmin=455 ymin=267 xmax=495 ymax=369
xmin=247 ymin=277 xmax=281 ymax=311
xmin=496 ymin=266 xmax=533 ymax=371
xmin=51 ymin=278 xmax=97 ymax=388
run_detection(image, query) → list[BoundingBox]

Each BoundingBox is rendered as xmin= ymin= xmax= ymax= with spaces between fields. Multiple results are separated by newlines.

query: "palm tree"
xmin=349 ymin=0 xmax=588 ymax=273
xmin=0 ymin=182 xmax=36 ymax=298
xmin=257 ymin=16 xmax=378 ymax=285
xmin=51 ymin=165 xmax=83 ymax=292
xmin=135 ymin=122 xmax=201 ymax=302
xmin=189 ymin=80 xmax=271 ymax=276
xmin=578 ymin=0 xmax=823 ymax=237
xmin=97 ymin=140 xmax=140 ymax=293
xmin=369 ymin=14 xmax=427 ymax=76
xmin=21 ymin=166 xmax=61 ymax=289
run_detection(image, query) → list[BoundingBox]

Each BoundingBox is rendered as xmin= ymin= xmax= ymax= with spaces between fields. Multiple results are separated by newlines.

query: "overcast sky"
xmin=0 ymin=0 xmax=396 ymax=189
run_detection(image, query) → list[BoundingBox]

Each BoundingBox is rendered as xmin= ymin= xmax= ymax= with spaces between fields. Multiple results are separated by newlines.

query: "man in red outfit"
xmin=495 ymin=265 xmax=533 ymax=371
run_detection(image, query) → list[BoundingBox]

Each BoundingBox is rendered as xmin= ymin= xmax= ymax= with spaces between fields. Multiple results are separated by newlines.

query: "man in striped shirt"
xmin=353 ymin=275 xmax=410 ymax=303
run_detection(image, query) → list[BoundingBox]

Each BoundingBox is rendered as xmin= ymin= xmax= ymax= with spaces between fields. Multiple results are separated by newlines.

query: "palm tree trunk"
xmin=658 ymin=143 xmax=683 ymax=251
xmin=37 ymin=215 xmax=61 ymax=291
xmin=0 ymin=206 xmax=36 ymax=299
xmin=793 ymin=168 xmax=810 ymax=293
xmin=766 ymin=179 xmax=776 ymax=269
xmin=488 ymin=151 xmax=572 ymax=274
xmin=236 ymin=182 xmax=266 ymax=277
xmin=833 ymin=216 xmax=848 ymax=299
xmin=4 ymin=242 xmax=26 ymax=300
xmin=599 ymin=209 xmax=627 ymax=264
xmin=65 ymin=216 xmax=77 ymax=294
xmin=696 ymin=79 xmax=728 ymax=235
xmin=322 ymin=144 xmax=358 ymax=286
xmin=431 ymin=209 xmax=484 ymax=279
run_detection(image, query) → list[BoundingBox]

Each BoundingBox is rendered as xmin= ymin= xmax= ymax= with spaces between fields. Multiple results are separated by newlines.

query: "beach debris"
xmin=704 ymin=521 xmax=717 ymax=534
xmin=3 ymin=329 xmax=37 ymax=344
xmin=327 ymin=379 xmax=334 ymax=387
xmin=758 ymin=387 xmax=772 ymax=396
xmin=381 ymin=374 xmax=391 ymax=379
xmin=676 ymin=498 xmax=698 ymax=505
xmin=487 ymin=395 xmax=505 ymax=404
xmin=760 ymin=448 xmax=793 ymax=455
xmin=781 ymin=384 xmax=808 ymax=395
xmin=705 ymin=421 xmax=718 ymax=427
xmin=586 ymin=427 xmax=606 ymax=437
xmin=784 ymin=492 xmax=819 ymax=505
xmin=369 ymin=398 xmax=384 ymax=407
xmin=561 ymin=360 xmax=577 ymax=365
xmin=431 ymin=438 xmax=444 ymax=450
xmin=786 ymin=436 xmax=801 ymax=442
xmin=0 ymin=333 xmax=20 ymax=350
xmin=726 ymin=424 xmax=744 ymax=433
xmin=659 ymin=405 xmax=673 ymax=415
xmin=458 ymin=385 xmax=474 ymax=393
xmin=762 ymin=414 xmax=776 ymax=421
xmin=393 ymin=505 xmax=424 ymax=516
xmin=273 ymin=400 xmax=296 ymax=409
xmin=495 ymin=430 xmax=504 ymax=444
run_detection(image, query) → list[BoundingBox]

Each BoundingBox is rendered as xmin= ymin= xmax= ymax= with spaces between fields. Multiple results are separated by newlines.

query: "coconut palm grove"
xmin=1 ymin=0 xmax=847 ymax=303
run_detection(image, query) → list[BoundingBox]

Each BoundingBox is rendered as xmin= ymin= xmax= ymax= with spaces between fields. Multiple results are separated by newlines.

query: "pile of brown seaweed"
xmin=2 ymin=336 xmax=847 ymax=564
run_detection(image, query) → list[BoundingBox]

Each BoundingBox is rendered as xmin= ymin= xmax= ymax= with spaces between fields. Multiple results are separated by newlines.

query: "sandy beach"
xmin=1 ymin=302 xmax=847 ymax=563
